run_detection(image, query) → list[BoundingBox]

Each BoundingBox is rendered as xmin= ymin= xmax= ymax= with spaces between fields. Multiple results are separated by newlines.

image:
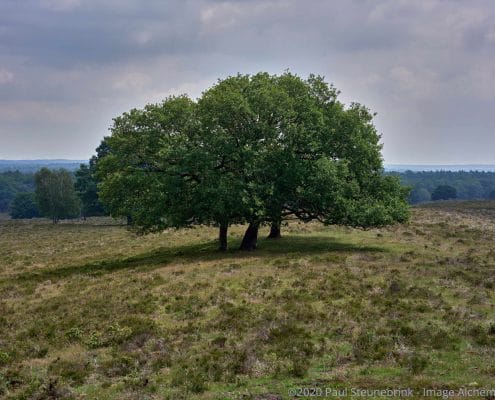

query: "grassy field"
xmin=1 ymin=202 xmax=494 ymax=399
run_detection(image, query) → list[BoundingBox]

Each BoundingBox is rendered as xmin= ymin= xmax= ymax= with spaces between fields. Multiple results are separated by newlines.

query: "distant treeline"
xmin=389 ymin=170 xmax=495 ymax=204
xmin=0 ymin=165 xmax=104 ymax=219
xmin=2 ymin=168 xmax=495 ymax=215
xmin=0 ymin=160 xmax=85 ymax=173
xmin=0 ymin=161 xmax=87 ymax=213
xmin=0 ymin=171 xmax=35 ymax=212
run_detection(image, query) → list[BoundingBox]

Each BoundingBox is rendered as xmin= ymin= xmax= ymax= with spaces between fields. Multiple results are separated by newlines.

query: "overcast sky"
xmin=0 ymin=0 xmax=494 ymax=163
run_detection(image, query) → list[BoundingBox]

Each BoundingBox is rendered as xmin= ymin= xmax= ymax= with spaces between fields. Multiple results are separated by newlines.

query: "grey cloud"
xmin=1 ymin=1 xmax=202 ymax=67
xmin=0 ymin=0 xmax=494 ymax=162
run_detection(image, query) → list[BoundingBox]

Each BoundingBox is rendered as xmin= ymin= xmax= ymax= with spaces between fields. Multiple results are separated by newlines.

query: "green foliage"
xmin=408 ymin=187 xmax=431 ymax=204
xmin=9 ymin=192 xmax=39 ymax=219
xmin=95 ymin=96 xmax=201 ymax=231
xmin=34 ymin=168 xmax=81 ymax=223
xmin=95 ymin=72 xmax=409 ymax=247
xmin=431 ymin=184 xmax=457 ymax=201
xmin=48 ymin=353 xmax=92 ymax=385
xmin=74 ymin=163 xmax=105 ymax=217
xmin=399 ymin=352 xmax=429 ymax=374
xmin=391 ymin=170 xmax=495 ymax=204
xmin=0 ymin=171 xmax=35 ymax=212
xmin=353 ymin=329 xmax=391 ymax=362
xmin=0 ymin=351 xmax=10 ymax=366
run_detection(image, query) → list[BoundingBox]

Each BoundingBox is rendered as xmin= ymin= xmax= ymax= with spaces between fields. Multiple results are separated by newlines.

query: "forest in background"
xmin=388 ymin=170 xmax=495 ymax=204
xmin=0 ymin=171 xmax=36 ymax=213
xmin=2 ymin=166 xmax=495 ymax=215
xmin=0 ymin=160 xmax=84 ymax=173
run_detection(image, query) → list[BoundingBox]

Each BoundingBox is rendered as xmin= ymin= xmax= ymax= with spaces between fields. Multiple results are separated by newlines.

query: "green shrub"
xmin=65 ymin=327 xmax=83 ymax=342
xmin=48 ymin=354 xmax=92 ymax=385
xmin=0 ymin=351 xmax=10 ymax=366
xmin=100 ymin=355 xmax=136 ymax=378
xmin=263 ymin=323 xmax=316 ymax=377
xmin=468 ymin=322 xmax=495 ymax=346
xmin=10 ymin=192 xmax=40 ymax=219
xmin=85 ymin=331 xmax=103 ymax=349
xmin=353 ymin=330 xmax=391 ymax=362
xmin=214 ymin=302 xmax=254 ymax=332
xmin=170 ymin=363 xmax=208 ymax=394
xmin=403 ymin=352 xmax=429 ymax=374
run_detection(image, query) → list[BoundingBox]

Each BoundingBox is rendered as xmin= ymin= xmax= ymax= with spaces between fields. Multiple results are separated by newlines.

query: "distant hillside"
xmin=3 ymin=160 xmax=495 ymax=173
xmin=0 ymin=159 xmax=87 ymax=173
xmin=385 ymin=164 xmax=495 ymax=172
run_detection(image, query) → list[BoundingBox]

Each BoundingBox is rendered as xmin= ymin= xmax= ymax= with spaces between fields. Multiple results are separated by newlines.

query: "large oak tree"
xmin=95 ymin=73 xmax=409 ymax=250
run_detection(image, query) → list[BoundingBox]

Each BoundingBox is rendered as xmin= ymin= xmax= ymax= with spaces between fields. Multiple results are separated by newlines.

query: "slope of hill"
xmin=0 ymin=202 xmax=494 ymax=398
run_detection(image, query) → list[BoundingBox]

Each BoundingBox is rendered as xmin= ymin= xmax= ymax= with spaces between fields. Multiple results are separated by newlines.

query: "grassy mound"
xmin=1 ymin=202 xmax=494 ymax=399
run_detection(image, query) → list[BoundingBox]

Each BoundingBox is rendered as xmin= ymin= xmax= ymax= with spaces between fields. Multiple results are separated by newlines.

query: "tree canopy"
xmin=10 ymin=192 xmax=40 ymax=219
xmin=390 ymin=170 xmax=495 ymax=204
xmin=409 ymin=187 xmax=431 ymax=204
xmin=75 ymin=162 xmax=106 ymax=218
xmin=95 ymin=72 xmax=409 ymax=250
xmin=0 ymin=171 xmax=35 ymax=212
xmin=35 ymin=168 xmax=81 ymax=223
xmin=431 ymin=184 xmax=457 ymax=201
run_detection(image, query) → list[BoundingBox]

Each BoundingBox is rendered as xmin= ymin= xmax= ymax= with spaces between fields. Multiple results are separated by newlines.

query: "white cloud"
xmin=0 ymin=100 xmax=85 ymax=125
xmin=40 ymin=0 xmax=80 ymax=12
xmin=389 ymin=66 xmax=440 ymax=99
xmin=459 ymin=61 xmax=495 ymax=101
xmin=200 ymin=0 xmax=290 ymax=33
xmin=485 ymin=27 xmax=495 ymax=44
xmin=148 ymin=78 xmax=214 ymax=102
xmin=0 ymin=69 xmax=14 ymax=84
xmin=112 ymin=72 xmax=151 ymax=92
xmin=132 ymin=30 xmax=154 ymax=46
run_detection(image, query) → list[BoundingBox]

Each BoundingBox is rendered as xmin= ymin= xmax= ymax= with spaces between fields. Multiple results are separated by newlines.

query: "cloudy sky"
xmin=0 ymin=0 xmax=494 ymax=163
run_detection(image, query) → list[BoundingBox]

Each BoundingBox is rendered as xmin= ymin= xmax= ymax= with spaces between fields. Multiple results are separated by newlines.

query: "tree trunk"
xmin=240 ymin=222 xmax=259 ymax=251
xmin=267 ymin=221 xmax=281 ymax=239
xmin=218 ymin=223 xmax=228 ymax=251
xmin=126 ymin=215 xmax=133 ymax=225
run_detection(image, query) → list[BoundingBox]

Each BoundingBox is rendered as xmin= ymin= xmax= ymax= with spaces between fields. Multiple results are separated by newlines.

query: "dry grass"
xmin=1 ymin=201 xmax=494 ymax=399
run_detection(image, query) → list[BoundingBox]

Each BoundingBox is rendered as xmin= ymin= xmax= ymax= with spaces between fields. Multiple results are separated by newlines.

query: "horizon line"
xmin=2 ymin=159 xmax=495 ymax=166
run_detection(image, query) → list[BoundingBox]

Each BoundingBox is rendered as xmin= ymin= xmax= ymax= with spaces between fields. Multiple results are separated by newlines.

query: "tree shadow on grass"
xmin=13 ymin=234 xmax=387 ymax=283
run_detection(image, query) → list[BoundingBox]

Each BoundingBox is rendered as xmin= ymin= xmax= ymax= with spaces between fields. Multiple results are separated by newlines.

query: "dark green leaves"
xmin=34 ymin=168 xmax=80 ymax=222
xmin=95 ymin=72 xmax=409 ymax=239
